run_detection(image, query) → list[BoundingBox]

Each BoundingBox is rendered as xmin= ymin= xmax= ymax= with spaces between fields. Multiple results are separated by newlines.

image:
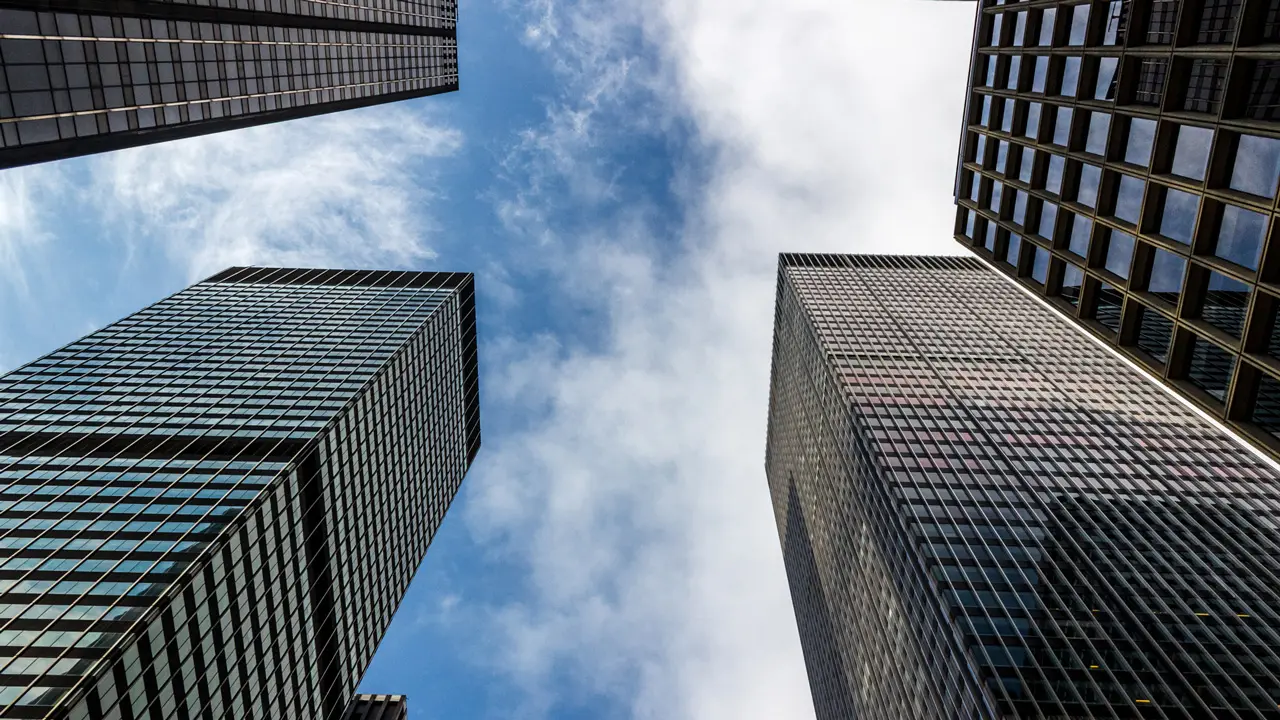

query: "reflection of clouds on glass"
xmin=1040 ymin=8 xmax=1056 ymax=45
xmin=1172 ymin=125 xmax=1212 ymax=180
xmin=1061 ymin=262 xmax=1084 ymax=306
xmin=1095 ymin=57 xmax=1118 ymax=100
xmin=1086 ymin=112 xmax=1110 ymax=155
xmin=1069 ymin=215 xmax=1092 ymax=256
xmin=1114 ymin=175 xmax=1143 ymax=224
xmin=1007 ymin=234 xmax=1022 ymax=265
xmin=1216 ymin=205 xmax=1267 ymax=270
xmin=1047 ymin=154 xmax=1065 ymax=194
xmin=1078 ymin=163 xmax=1101 ymax=207
xmin=1061 ymin=57 xmax=1081 ymax=96
xmin=1230 ymin=134 xmax=1280 ymax=199
xmin=1025 ymin=102 xmax=1041 ymax=138
xmin=1160 ymin=188 xmax=1197 ymax=244
xmin=1104 ymin=231 xmax=1135 ymax=278
xmin=1007 ymin=57 xmax=1021 ymax=90
xmin=1033 ymin=56 xmax=1049 ymax=92
xmin=992 ymin=180 xmax=1004 ymax=212
xmin=1054 ymin=107 xmax=1073 ymax=145
xmin=1031 ymin=246 xmax=1050 ymax=283
xmin=1148 ymin=249 xmax=1185 ymax=297
xmin=1020 ymin=149 xmax=1035 ymax=183
xmin=1015 ymin=191 xmax=1028 ymax=224
xmin=1125 ymin=118 xmax=1156 ymax=166
xmin=1039 ymin=202 xmax=1058 ymax=239
xmin=997 ymin=140 xmax=1009 ymax=172
xmin=1070 ymin=4 xmax=1090 ymax=44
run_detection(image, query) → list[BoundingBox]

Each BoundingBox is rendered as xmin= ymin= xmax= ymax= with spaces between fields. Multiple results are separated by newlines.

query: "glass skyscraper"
xmin=953 ymin=0 xmax=1280 ymax=460
xmin=340 ymin=693 xmax=407 ymax=720
xmin=0 ymin=0 xmax=458 ymax=168
xmin=0 ymin=266 xmax=479 ymax=719
xmin=767 ymin=253 xmax=1280 ymax=719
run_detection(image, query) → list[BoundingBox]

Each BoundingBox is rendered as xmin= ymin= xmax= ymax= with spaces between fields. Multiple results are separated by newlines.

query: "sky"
xmin=0 ymin=1 xmax=977 ymax=718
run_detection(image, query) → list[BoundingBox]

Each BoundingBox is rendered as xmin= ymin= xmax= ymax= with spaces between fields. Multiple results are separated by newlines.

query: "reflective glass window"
xmin=1200 ymin=271 xmax=1250 ymax=338
xmin=1103 ymin=0 xmax=1125 ymax=44
xmin=1086 ymin=112 xmax=1111 ymax=155
xmin=1171 ymin=125 xmax=1213 ymax=181
xmin=1077 ymin=163 xmax=1101 ymax=207
xmin=997 ymin=141 xmax=1009 ymax=172
xmin=1160 ymin=188 xmax=1198 ymax=244
xmin=1103 ymin=230 xmax=1136 ymax=278
xmin=1250 ymin=373 xmax=1280 ymax=437
xmin=1020 ymin=149 xmax=1035 ymax=183
xmin=1215 ymin=205 xmax=1267 ymax=270
xmin=1007 ymin=234 xmax=1023 ymax=266
xmin=1186 ymin=334 xmax=1234 ymax=401
xmin=1039 ymin=201 xmax=1059 ymax=239
xmin=1039 ymin=8 xmax=1056 ymax=45
xmin=1229 ymin=134 xmax=1280 ymax=199
xmin=1025 ymin=102 xmax=1042 ymax=139
xmin=1014 ymin=11 xmax=1028 ymax=45
xmin=1114 ymin=174 xmax=1144 ymax=225
xmin=1125 ymin=118 xmax=1156 ymax=166
xmin=1002 ymin=99 xmax=1016 ymax=132
xmin=1014 ymin=191 xmax=1028 ymax=224
xmin=1095 ymin=57 xmax=1119 ymax=100
xmin=1068 ymin=215 xmax=1092 ymax=256
xmin=965 ymin=210 xmax=977 ymax=239
xmin=1133 ymin=305 xmax=1174 ymax=362
xmin=1031 ymin=246 xmax=1050 ymax=283
xmin=1061 ymin=57 xmax=1081 ymax=96
xmin=1053 ymin=107 xmax=1073 ymax=146
xmin=1069 ymin=5 xmax=1090 ymax=44
xmin=1094 ymin=282 xmax=1124 ymax=331
xmin=1147 ymin=248 xmax=1186 ymax=304
xmin=986 ymin=55 xmax=998 ymax=87
xmin=1046 ymin=153 xmax=1066 ymax=194
xmin=1033 ymin=56 xmax=1049 ymax=92
xmin=980 ymin=96 xmax=993 ymax=127
xmin=1007 ymin=57 xmax=1022 ymax=90
xmin=992 ymin=180 xmax=1004 ymax=212
xmin=985 ymin=222 xmax=998 ymax=252
xmin=1061 ymin=262 xmax=1085 ymax=305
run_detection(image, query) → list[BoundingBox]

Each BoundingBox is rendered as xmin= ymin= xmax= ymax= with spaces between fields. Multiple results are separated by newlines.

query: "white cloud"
xmin=0 ymin=164 xmax=64 ymax=294
xmin=91 ymin=105 xmax=463 ymax=281
xmin=469 ymin=0 xmax=976 ymax=718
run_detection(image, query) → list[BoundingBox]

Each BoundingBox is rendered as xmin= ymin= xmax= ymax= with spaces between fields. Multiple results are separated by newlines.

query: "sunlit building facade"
xmin=953 ymin=0 xmax=1280 ymax=458
xmin=0 ymin=266 xmax=480 ymax=719
xmin=341 ymin=693 xmax=407 ymax=720
xmin=766 ymin=253 xmax=1280 ymax=719
xmin=0 ymin=0 xmax=458 ymax=168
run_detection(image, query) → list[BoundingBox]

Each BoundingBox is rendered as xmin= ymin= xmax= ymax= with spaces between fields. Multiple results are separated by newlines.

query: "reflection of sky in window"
xmin=1229 ymin=134 xmax=1280 ymax=199
xmin=1069 ymin=4 xmax=1089 ymax=44
xmin=1007 ymin=234 xmax=1022 ymax=265
xmin=990 ymin=13 xmax=1003 ymax=45
xmin=1007 ymin=56 xmax=1021 ymax=90
xmin=1095 ymin=57 xmax=1118 ymax=100
xmin=1014 ymin=191 xmax=1028 ymax=224
xmin=980 ymin=96 xmax=992 ymax=126
xmin=1086 ymin=112 xmax=1110 ymax=155
xmin=997 ymin=140 xmax=1009 ymax=172
xmin=987 ymin=56 xmax=998 ymax=86
xmin=1125 ymin=118 xmax=1156 ymax=166
xmin=1204 ymin=271 xmax=1250 ymax=338
xmin=1061 ymin=263 xmax=1084 ymax=304
xmin=1025 ymin=102 xmax=1041 ymax=138
xmin=1019 ymin=149 xmax=1035 ymax=183
xmin=1002 ymin=99 xmax=1015 ymax=132
xmin=1046 ymin=154 xmax=1065 ymax=194
xmin=1077 ymin=163 xmax=1101 ymax=207
xmin=1033 ymin=56 xmax=1048 ymax=92
xmin=1039 ymin=201 xmax=1058 ymax=238
xmin=992 ymin=180 xmax=1004 ymax=211
xmin=1147 ymin=248 xmax=1185 ymax=301
xmin=1068 ymin=215 xmax=1092 ymax=255
xmin=1172 ymin=125 xmax=1212 ymax=181
xmin=969 ymin=173 xmax=981 ymax=202
xmin=1014 ymin=11 xmax=1027 ymax=45
xmin=1187 ymin=335 xmax=1233 ymax=402
xmin=1053 ymin=107 xmax=1073 ymax=146
xmin=1061 ymin=57 xmax=1081 ymax=96
xmin=1160 ymin=188 xmax=1197 ymax=244
xmin=1134 ymin=306 xmax=1173 ymax=362
xmin=1103 ymin=0 xmax=1123 ymax=44
xmin=1039 ymin=8 xmax=1056 ymax=45
xmin=1114 ymin=174 xmax=1144 ymax=224
xmin=985 ymin=223 xmax=998 ymax=251
xmin=976 ymin=134 xmax=987 ymax=163
xmin=1215 ymin=205 xmax=1267 ymax=270
xmin=966 ymin=211 xmax=976 ymax=238
xmin=1031 ymin=246 xmax=1050 ymax=283
xmin=1104 ymin=230 xmax=1135 ymax=278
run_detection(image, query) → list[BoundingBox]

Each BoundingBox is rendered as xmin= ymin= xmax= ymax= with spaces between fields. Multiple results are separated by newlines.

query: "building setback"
xmin=0 ymin=0 xmax=457 ymax=169
xmin=952 ymin=0 xmax=1280 ymax=459
xmin=0 ymin=266 xmax=480 ymax=719
xmin=766 ymin=253 xmax=1280 ymax=719
xmin=341 ymin=694 xmax=407 ymax=720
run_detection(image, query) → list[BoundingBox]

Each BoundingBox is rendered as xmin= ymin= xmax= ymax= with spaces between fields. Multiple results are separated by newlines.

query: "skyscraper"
xmin=0 ymin=0 xmax=458 ymax=169
xmin=341 ymin=694 xmax=407 ymax=720
xmin=766 ymin=253 xmax=1280 ymax=719
xmin=952 ymin=0 xmax=1280 ymax=458
xmin=0 ymin=266 xmax=480 ymax=719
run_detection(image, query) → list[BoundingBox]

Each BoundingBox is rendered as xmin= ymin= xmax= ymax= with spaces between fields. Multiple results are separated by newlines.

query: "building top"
xmin=779 ymin=253 xmax=984 ymax=271
xmin=204 ymin=266 xmax=475 ymax=290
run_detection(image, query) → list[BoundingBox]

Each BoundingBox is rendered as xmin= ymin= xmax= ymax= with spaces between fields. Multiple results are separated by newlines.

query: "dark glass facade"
xmin=953 ymin=0 xmax=1280 ymax=459
xmin=340 ymin=693 xmax=406 ymax=720
xmin=766 ymin=253 xmax=1280 ymax=719
xmin=0 ymin=0 xmax=458 ymax=168
xmin=0 ymin=266 xmax=480 ymax=719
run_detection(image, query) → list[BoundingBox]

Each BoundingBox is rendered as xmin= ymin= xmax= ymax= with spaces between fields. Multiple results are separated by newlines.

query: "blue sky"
xmin=0 ymin=1 xmax=976 ymax=717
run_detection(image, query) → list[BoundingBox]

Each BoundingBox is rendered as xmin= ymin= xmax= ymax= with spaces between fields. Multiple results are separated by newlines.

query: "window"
xmin=980 ymin=95 xmax=992 ymax=127
xmin=1185 ymin=334 xmax=1234 ymax=401
xmin=1134 ymin=58 xmax=1167 ymax=106
xmin=1033 ymin=56 xmax=1049 ymax=92
xmin=1103 ymin=230 xmax=1136 ymax=278
xmin=1046 ymin=153 xmax=1066 ymax=194
xmin=970 ymin=173 xmax=981 ymax=202
xmin=1250 ymin=373 xmax=1280 ymax=437
xmin=1039 ymin=8 xmax=1056 ymax=45
xmin=1014 ymin=191 xmax=1028 ymax=224
xmin=989 ymin=13 xmax=1005 ymax=46
xmin=1061 ymin=57 xmax=1081 ymax=96
xmin=1200 ymin=270 xmax=1250 ymax=338
xmin=1133 ymin=305 xmax=1175 ymax=362
xmin=997 ymin=140 xmax=1009 ymax=172
xmin=1147 ymin=0 xmax=1177 ymax=43
xmin=1113 ymin=174 xmax=1144 ymax=225
xmin=1103 ymin=0 xmax=1127 ymax=45
xmin=1001 ymin=98 xmax=1016 ymax=132
xmin=965 ymin=210 xmax=976 ymax=239
xmin=991 ymin=180 xmax=1005 ymax=212
xmin=1171 ymin=125 xmax=1212 ymax=181
xmin=975 ymin=133 xmax=989 ymax=165
xmin=1053 ymin=107 xmax=1073 ymax=146
xmin=1069 ymin=4 xmax=1090 ymax=45
xmin=1014 ymin=11 xmax=1028 ymax=45
xmin=1025 ymin=102 xmax=1041 ymax=138
xmin=1007 ymin=56 xmax=1022 ymax=90
xmin=1039 ymin=201 xmax=1059 ymax=239
xmin=985 ymin=222 xmax=998 ymax=252
xmin=1095 ymin=57 xmax=1119 ymax=100
xmin=1031 ymin=246 xmax=1051 ymax=283
xmin=1124 ymin=118 xmax=1156 ymax=166
xmin=1246 ymin=60 xmax=1280 ymax=121
xmin=1197 ymin=0 xmax=1241 ymax=44
xmin=1214 ymin=205 xmax=1268 ymax=270
xmin=1147 ymin=248 xmax=1186 ymax=304
xmin=1061 ymin=263 xmax=1085 ymax=305
xmin=1229 ymin=134 xmax=1280 ymax=199
xmin=1184 ymin=59 xmax=1228 ymax=113
xmin=1068 ymin=215 xmax=1093 ymax=256
xmin=1085 ymin=112 xmax=1111 ymax=155
xmin=1077 ymin=163 xmax=1102 ymax=207
xmin=1019 ymin=148 xmax=1035 ymax=183
xmin=1160 ymin=188 xmax=1199 ymax=244
xmin=1094 ymin=283 xmax=1125 ymax=331
xmin=985 ymin=55 xmax=998 ymax=87
xmin=1006 ymin=234 xmax=1023 ymax=267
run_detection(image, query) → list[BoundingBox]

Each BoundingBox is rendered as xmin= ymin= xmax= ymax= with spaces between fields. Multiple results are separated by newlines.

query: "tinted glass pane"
xmin=992 ymin=181 xmax=1005 ymax=212
xmin=985 ymin=223 xmax=998 ymax=252
xmin=1250 ymin=373 xmax=1280 ymax=436
xmin=1061 ymin=263 xmax=1085 ymax=306
xmin=1014 ymin=191 xmax=1028 ymax=224
xmin=965 ymin=211 xmax=976 ymax=239
xmin=1053 ymin=108 xmax=1074 ymax=146
xmin=986 ymin=56 xmax=998 ymax=86
xmin=1007 ymin=234 xmax=1023 ymax=266
xmin=975 ymin=134 xmax=988 ymax=163
xmin=1039 ymin=8 xmax=1056 ymax=45
xmin=1033 ymin=56 xmax=1049 ymax=93
xmin=1020 ymin=149 xmax=1035 ymax=183
xmin=1160 ymin=189 xmax=1198 ymax=244
xmin=1039 ymin=202 xmax=1059 ymax=239
xmin=1114 ymin=175 xmax=1144 ymax=224
xmin=1125 ymin=118 xmax=1156 ymax=166
xmin=1229 ymin=134 xmax=1280 ymax=199
xmin=1201 ymin=271 xmax=1250 ymax=338
xmin=1077 ymin=163 xmax=1101 ymax=207
xmin=1046 ymin=154 xmax=1066 ymax=194
xmin=997 ymin=141 xmax=1009 ymax=172
xmin=1014 ymin=12 xmax=1028 ymax=45
xmin=1032 ymin=246 xmax=1050 ymax=283
xmin=1025 ymin=102 xmax=1041 ymax=138
xmin=1094 ymin=282 xmax=1124 ymax=331
xmin=1062 ymin=57 xmax=1081 ymax=96
xmin=1104 ymin=231 xmax=1136 ymax=278
xmin=1007 ymin=57 xmax=1022 ymax=90
xmin=1133 ymin=306 xmax=1174 ymax=362
xmin=1147 ymin=248 xmax=1186 ymax=304
xmin=1215 ymin=205 xmax=1267 ymax=270
xmin=1069 ymin=4 xmax=1090 ymax=44
xmin=1086 ymin=112 xmax=1111 ymax=155
xmin=1096 ymin=57 xmax=1119 ymax=100
xmin=1002 ymin=99 xmax=1015 ymax=132
xmin=981 ymin=96 xmax=992 ymax=126
xmin=1172 ymin=125 xmax=1213 ymax=181
xmin=1068 ymin=215 xmax=1092 ymax=256
xmin=970 ymin=173 xmax=981 ymax=202
xmin=1186 ymin=335 xmax=1234 ymax=401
